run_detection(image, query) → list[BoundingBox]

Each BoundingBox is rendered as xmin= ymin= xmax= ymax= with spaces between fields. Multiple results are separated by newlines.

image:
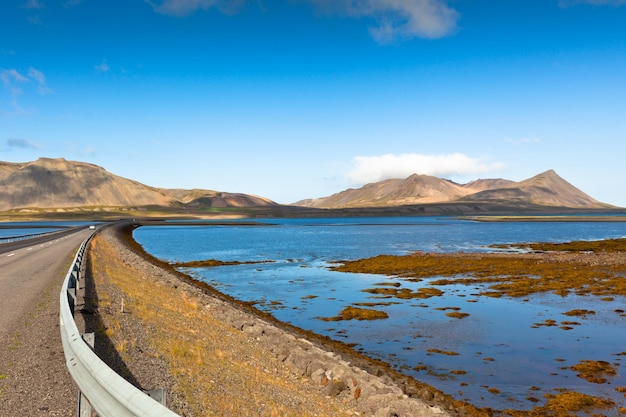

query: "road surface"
xmin=0 ymin=227 xmax=92 ymax=416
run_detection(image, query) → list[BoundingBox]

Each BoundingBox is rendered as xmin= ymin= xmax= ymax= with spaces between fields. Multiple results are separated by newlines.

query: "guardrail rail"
xmin=60 ymin=232 xmax=180 ymax=417
xmin=1 ymin=228 xmax=67 ymax=245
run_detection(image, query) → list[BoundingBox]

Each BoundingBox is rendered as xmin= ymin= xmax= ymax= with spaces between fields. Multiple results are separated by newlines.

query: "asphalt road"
xmin=0 ymin=227 xmax=93 ymax=416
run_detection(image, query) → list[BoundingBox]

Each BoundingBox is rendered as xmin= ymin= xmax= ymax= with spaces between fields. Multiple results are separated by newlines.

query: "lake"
xmin=133 ymin=217 xmax=626 ymax=412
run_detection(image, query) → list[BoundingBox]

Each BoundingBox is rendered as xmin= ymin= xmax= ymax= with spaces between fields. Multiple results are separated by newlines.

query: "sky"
xmin=1 ymin=0 xmax=626 ymax=206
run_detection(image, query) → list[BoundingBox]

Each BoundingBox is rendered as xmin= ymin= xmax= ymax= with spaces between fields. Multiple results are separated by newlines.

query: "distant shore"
xmin=460 ymin=215 xmax=626 ymax=222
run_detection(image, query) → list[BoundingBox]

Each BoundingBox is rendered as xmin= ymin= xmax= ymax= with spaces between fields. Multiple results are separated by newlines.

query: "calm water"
xmin=134 ymin=217 xmax=626 ymax=412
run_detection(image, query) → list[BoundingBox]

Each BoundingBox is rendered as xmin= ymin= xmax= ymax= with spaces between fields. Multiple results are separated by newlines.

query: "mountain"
xmin=0 ymin=158 xmax=614 ymax=214
xmin=162 ymin=188 xmax=277 ymax=208
xmin=0 ymin=158 xmax=277 ymax=211
xmin=460 ymin=169 xmax=609 ymax=208
xmin=294 ymin=170 xmax=613 ymax=209
xmin=297 ymin=174 xmax=474 ymax=209
xmin=462 ymin=178 xmax=516 ymax=193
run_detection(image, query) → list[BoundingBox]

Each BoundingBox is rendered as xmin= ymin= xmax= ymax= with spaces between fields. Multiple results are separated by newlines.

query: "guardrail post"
xmin=82 ymin=333 xmax=95 ymax=349
xmin=77 ymin=391 xmax=93 ymax=417
xmin=144 ymin=388 xmax=167 ymax=406
xmin=77 ymin=333 xmax=95 ymax=417
xmin=67 ymin=290 xmax=76 ymax=316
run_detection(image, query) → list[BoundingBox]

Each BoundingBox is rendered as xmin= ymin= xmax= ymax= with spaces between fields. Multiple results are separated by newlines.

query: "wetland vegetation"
xmin=329 ymin=237 xmax=626 ymax=416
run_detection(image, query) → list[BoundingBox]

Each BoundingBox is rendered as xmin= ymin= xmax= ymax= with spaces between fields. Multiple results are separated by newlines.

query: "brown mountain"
xmin=462 ymin=178 xmax=516 ymax=193
xmin=297 ymin=174 xmax=474 ymax=208
xmin=162 ymin=188 xmax=277 ymax=208
xmin=0 ymin=158 xmax=277 ymax=211
xmin=460 ymin=169 xmax=610 ymax=208
xmin=295 ymin=170 xmax=613 ymax=209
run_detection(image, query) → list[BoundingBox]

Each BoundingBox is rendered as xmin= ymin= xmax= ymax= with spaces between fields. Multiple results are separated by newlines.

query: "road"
xmin=0 ymin=227 xmax=92 ymax=416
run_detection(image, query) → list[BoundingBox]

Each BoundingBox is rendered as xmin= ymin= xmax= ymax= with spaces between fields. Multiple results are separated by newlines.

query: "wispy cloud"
xmin=22 ymin=0 xmax=44 ymax=9
xmin=505 ymin=137 xmax=541 ymax=145
xmin=63 ymin=0 xmax=83 ymax=7
xmin=3 ymin=138 xmax=43 ymax=151
xmin=146 ymin=0 xmax=459 ymax=42
xmin=303 ymin=0 xmax=460 ymax=42
xmin=559 ymin=0 xmax=626 ymax=6
xmin=28 ymin=67 xmax=53 ymax=95
xmin=27 ymin=15 xmax=44 ymax=25
xmin=347 ymin=153 xmax=505 ymax=185
xmin=1 ymin=67 xmax=53 ymax=115
xmin=1 ymin=69 xmax=29 ymax=85
xmin=1 ymin=69 xmax=28 ymax=115
xmin=94 ymin=61 xmax=110 ymax=73
xmin=146 ymin=0 xmax=246 ymax=17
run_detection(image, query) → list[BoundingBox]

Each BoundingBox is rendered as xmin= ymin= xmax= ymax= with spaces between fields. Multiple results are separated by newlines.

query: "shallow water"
xmin=134 ymin=217 xmax=626 ymax=412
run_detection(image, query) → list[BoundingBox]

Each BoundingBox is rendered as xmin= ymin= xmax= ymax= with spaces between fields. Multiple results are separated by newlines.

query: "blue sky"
xmin=2 ymin=0 xmax=626 ymax=206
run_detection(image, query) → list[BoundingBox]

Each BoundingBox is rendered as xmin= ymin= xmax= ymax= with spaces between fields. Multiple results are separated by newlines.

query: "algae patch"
xmin=319 ymin=306 xmax=389 ymax=322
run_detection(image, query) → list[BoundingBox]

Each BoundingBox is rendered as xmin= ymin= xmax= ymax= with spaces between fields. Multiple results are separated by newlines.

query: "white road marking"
xmin=7 ymin=253 xmax=15 ymax=257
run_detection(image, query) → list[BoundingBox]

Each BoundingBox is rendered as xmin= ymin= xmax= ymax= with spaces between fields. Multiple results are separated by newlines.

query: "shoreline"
xmin=89 ymin=223 xmax=468 ymax=416
xmin=459 ymin=215 xmax=626 ymax=222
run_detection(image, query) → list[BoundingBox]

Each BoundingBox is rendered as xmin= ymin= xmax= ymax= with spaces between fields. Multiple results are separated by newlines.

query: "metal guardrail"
xmin=60 ymin=232 xmax=179 ymax=417
xmin=0 ymin=229 xmax=65 ymax=245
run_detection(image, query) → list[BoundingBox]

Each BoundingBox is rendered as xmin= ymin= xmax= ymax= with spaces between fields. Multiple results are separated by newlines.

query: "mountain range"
xmin=0 ymin=158 xmax=617 ymax=214
xmin=293 ymin=170 xmax=613 ymax=209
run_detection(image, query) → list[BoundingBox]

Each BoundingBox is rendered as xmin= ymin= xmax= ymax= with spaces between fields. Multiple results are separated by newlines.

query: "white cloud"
xmin=146 ymin=0 xmax=246 ymax=16
xmin=347 ymin=153 xmax=505 ymax=185
xmin=303 ymin=0 xmax=459 ymax=42
xmin=146 ymin=0 xmax=458 ymax=41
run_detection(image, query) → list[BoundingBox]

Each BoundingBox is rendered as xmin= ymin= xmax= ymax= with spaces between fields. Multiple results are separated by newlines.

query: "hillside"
xmin=460 ymin=169 xmax=609 ymax=208
xmin=162 ymin=188 xmax=277 ymax=208
xmin=294 ymin=170 xmax=614 ymax=210
xmin=0 ymin=158 xmax=277 ymax=212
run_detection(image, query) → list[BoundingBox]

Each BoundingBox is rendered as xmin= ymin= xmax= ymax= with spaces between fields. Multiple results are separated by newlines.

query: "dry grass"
xmin=88 ymin=233 xmax=354 ymax=417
